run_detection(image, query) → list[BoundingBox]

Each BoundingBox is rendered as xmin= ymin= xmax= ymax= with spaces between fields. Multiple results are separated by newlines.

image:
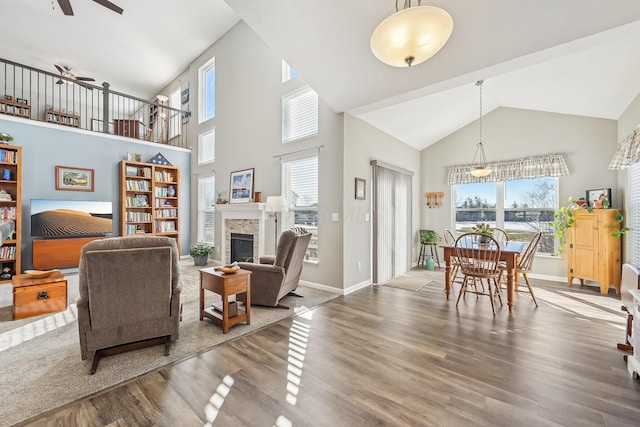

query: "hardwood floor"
xmin=19 ymin=275 xmax=640 ymax=426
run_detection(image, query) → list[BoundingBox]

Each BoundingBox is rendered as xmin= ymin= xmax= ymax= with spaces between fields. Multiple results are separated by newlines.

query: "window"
xmin=454 ymin=177 xmax=556 ymax=254
xmin=282 ymin=60 xmax=298 ymax=83
xmin=630 ymin=163 xmax=640 ymax=265
xmin=198 ymin=128 xmax=215 ymax=164
xmin=281 ymin=154 xmax=318 ymax=261
xmin=197 ymin=175 xmax=215 ymax=245
xmin=282 ymin=86 xmax=318 ymax=143
xmin=198 ymin=58 xmax=215 ymax=123
xmin=168 ymin=88 xmax=181 ymax=139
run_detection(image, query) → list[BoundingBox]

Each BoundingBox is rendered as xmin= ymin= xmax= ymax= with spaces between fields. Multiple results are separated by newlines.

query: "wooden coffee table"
xmin=199 ymin=267 xmax=251 ymax=334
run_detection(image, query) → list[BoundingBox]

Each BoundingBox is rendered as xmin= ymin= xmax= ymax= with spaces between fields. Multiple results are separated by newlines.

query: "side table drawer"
xmin=13 ymin=281 xmax=67 ymax=320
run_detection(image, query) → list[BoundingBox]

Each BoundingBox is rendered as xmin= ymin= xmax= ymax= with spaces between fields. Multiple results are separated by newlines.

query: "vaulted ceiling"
xmin=3 ymin=1 xmax=640 ymax=150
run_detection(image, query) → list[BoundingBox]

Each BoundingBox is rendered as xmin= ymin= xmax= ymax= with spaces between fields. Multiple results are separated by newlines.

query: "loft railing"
xmin=0 ymin=58 xmax=191 ymax=149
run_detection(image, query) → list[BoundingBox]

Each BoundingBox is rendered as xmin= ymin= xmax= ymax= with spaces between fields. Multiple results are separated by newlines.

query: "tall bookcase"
xmin=119 ymin=160 xmax=179 ymax=247
xmin=0 ymin=144 xmax=21 ymax=282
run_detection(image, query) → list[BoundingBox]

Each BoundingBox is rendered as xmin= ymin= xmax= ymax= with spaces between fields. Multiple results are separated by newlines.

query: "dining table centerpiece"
xmin=472 ymin=222 xmax=493 ymax=243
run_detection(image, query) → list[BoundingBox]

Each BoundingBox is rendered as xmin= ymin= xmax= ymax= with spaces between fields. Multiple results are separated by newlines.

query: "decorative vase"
xmin=167 ymin=185 xmax=176 ymax=197
xmin=478 ymin=235 xmax=489 ymax=244
xmin=425 ymin=255 xmax=435 ymax=270
xmin=193 ymin=255 xmax=208 ymax=266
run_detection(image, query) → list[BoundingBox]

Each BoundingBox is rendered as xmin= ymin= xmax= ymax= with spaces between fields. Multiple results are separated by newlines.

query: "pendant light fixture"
xmin=370 ymin=0 xmax=453 ymax=67
xmin=470 ymin=80 xmax=492 ymax=178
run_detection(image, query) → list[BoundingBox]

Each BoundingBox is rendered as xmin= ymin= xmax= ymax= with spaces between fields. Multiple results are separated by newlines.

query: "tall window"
xmin=198 ymin=58 xmax=215 ymax=123
xmin=282 ymin=60 xmax=298 ymax=83
xmin=282 ymin=86 xmax=318 ymax=143
xmin=454 ymin=177 xmax=556 ymax=254
xmin=197 ymin=175 xmax=215 ymax=245
xmin=630 ymin=163 xmax=640 ymax=265
xmin=282 ymin=154 xmax=318 ymax=261
xmin=168 ymin=88 xmax=181 ymax=139
xmin=198 ymin=128 xmax=215 ymax=164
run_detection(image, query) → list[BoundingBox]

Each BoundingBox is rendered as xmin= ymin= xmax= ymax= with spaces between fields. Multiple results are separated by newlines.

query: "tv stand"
xmin=32 ymin=237 xmax=105 ymax=269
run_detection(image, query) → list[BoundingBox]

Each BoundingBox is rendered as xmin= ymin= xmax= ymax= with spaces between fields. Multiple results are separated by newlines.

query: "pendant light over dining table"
xmin=370 ymin=0 xmax=454 ymax=67
xmin=470 ymin=80 xmax=492 ymax=178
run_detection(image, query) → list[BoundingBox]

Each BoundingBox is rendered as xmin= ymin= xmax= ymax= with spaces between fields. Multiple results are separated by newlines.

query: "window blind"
xmin=630 ymin=163 xmax=640 ymax=265
xmin=282 ymin=86 xmax=318 ymax=143
xmin=197 ymin=175 xmax=215 ymax=245
xmin=198 ymin=128 xmax=215 ymax=164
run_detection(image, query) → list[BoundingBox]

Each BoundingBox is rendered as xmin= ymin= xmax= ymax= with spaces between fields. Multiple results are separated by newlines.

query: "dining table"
xmin=440 ymin=240 xmax=526 ymax=312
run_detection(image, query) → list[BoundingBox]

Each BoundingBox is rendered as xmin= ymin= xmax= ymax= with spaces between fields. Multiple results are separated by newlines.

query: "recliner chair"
xmin=77 ymin=236 xmax=181 ymax=374
xmin=238 ymin=227 xmax=311 ymax=308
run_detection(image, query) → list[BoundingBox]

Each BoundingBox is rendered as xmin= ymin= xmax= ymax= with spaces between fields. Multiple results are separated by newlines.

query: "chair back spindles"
xmin=518 ymin=232 xmax=542 ymax=272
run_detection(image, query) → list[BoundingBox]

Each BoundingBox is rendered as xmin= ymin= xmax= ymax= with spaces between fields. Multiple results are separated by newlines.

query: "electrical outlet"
xmin=357 ymin=261 xmax=362 ymax=270
xmin=365 ymin=213 xmax=370 ymax=221
xmin=332 ymin=213 xmax=339 ymax=221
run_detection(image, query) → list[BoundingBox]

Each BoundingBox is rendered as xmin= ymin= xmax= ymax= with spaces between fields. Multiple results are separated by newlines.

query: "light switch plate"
xmin=332 ymin=213 xmax=339 ymax=221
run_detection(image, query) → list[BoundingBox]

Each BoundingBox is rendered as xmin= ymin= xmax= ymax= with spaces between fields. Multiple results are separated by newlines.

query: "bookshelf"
xmin=45 ymin=108 xmax=80 ymax=128
xmin=0 ymin=144 xmax=20 ymax=283
xmin=120 ymin=160 xmax=179 ymax=247
xmin=0 ymin=98 xmax=30 ymax=119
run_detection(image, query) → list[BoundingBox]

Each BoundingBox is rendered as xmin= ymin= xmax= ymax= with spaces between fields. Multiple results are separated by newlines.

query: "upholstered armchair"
xmin=77 ymin=236 xmax=181 ymax=374
xmin=238 ymin=227 xmax=311 ymax=308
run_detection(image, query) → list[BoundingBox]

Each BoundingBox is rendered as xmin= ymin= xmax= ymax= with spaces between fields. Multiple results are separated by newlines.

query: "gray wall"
xmin=420 ymin=107 xmax=618 ymax=280
xmin=0 ymin=116 xmax=191 ymax=270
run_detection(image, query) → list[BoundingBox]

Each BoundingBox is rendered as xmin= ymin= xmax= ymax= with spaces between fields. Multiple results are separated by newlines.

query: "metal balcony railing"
xmin=0 ymin=58 xmax=191 ymax=149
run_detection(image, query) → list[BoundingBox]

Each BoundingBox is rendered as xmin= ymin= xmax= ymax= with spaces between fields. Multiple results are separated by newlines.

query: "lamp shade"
xmin=265 ymin=196 xmax=288 ymax=213
xmin=370 ymin=5 xmax=453 ymax=67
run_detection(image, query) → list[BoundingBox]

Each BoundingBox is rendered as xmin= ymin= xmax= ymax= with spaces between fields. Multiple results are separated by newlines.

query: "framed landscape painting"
xmin=229 ymin=168 xmax=254 ymax=203
xmin=55 ymin=166 xmax=94 ymax=192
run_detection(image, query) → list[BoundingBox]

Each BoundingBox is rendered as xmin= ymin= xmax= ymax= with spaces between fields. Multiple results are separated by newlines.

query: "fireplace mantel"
xmin=217 ymin=203 xmax=266 ymax=264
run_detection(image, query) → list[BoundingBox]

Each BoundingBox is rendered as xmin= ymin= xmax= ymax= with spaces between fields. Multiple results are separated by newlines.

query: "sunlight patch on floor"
xmin=203 ymin=374 xmax=235 ymax=426
xmin=0 ymin=303 xmax=77 ymax=352
xmin=534 ymin=288 xmax=625 ymax=325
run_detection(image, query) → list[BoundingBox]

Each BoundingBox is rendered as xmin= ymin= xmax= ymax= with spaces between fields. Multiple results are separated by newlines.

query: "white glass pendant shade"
xmin=470 ymin=165 xmax=492 ymax=177
xmin=370 ymin=6 xmax=454 ymax=67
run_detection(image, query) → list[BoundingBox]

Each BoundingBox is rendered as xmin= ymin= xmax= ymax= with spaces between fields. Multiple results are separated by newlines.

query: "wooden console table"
xmin=199 ymin=268 xmax=251 ymax=334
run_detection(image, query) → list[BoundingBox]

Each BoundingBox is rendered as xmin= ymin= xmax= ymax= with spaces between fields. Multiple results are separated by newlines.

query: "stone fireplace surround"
xmin=217 ymin=203 xmax=266 ymax=264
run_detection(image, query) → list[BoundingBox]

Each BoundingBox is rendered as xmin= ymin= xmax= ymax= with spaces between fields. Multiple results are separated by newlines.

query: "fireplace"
xmin=230 ymin=233 xmax=254 ymax=263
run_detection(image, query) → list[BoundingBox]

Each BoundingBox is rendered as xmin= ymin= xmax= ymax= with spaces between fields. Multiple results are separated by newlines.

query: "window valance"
xmin=446 ymin=153 xmax=569 ymax=185
xmin=608 ymin=127 xmax=640 ymax=170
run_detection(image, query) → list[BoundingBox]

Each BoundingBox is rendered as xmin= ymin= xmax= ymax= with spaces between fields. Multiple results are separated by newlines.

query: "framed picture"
xmin=229 ymin=168 xmax=254 ymax=204
xmin=135 ymin=194 xmax=149 ymax=207
xmin=127 ymin=152 xmax=142 ymax=162
xmin=55 ymin=166 xmax=94 ymax=192
xmin=355 ymin=177 xmax=366 ymax=200
xmin=181 ymin=89 xmax=189 ymax=104
xmin=586 ymin=188 xmax=612 ymax=208
xmin=16 ymin=98 xmax=28 ymax=105
xmin=125 ymin=165 xmax=138 ymax=176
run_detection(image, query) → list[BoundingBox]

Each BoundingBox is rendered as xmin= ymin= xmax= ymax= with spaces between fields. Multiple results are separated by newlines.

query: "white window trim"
xmin=198 ymin=57 xmax=215 ymax=124
xmin=198 ymin=128 xmax=215 ymax=165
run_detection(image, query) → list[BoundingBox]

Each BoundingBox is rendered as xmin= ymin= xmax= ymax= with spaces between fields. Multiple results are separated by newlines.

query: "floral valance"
xmin=446 ymin=153 xmax=569 ymax=185
xmin=608 ymin=127 xmax=640 ymax=170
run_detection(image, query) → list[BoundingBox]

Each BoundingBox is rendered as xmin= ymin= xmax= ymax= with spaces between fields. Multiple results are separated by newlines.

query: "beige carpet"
xmin=381 ymin=267 xmax=445 ymax=291
xmin=0 ymin=260 xmax=338 ymax=427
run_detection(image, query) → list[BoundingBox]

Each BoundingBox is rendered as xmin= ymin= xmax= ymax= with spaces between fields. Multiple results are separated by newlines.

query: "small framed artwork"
xmin=586 ymin=188 xmax=612 ymax=208
xmin=55 ymin=166 xmax=94 ymax=192
xmin=125 ymin=165 xmax=138 ymax=176
xmin=355 ymin=178 xmax=366 ymax=200
xmin=229 ymin=168 xmax=254 ymax=204
xmin=4 ymin=95 xmax=12 ymax=101
xmin=181 ymin=89 xmax=189 ymax=104
xmin=16 ymin=98 xmax=28 ymax=105
xmin=127 ymin=152 xmax=142 ymax=162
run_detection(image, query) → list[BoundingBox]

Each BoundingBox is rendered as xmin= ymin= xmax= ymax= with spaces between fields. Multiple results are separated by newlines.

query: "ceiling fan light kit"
xmin=370 ymin=1 xmax=453 ymax=67
xmin=469 ymin=80 xmax=492 ymax=178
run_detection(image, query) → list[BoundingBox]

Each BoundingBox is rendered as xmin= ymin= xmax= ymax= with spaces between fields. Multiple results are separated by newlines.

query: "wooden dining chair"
xmin=491 ymin=227 xmax=509 ymax=245
xmin=499 ymin=231 xmax=542 ymax=306
xmin=444 ymin=228 xmax=462 ymax=284
xmin=455 ymin=233 xmax=503 ymax=315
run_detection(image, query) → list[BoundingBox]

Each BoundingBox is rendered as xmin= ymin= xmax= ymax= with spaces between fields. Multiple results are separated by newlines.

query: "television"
xmin=30 ymin=199 xmax=113 ymax=238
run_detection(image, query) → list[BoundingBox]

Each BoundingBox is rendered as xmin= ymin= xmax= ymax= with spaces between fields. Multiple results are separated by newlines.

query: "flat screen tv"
xmin=30 ymin=199 xmax=113 ymax=238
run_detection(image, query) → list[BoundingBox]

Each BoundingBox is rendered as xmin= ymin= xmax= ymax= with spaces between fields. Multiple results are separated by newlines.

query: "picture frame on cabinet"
xmin=586 ymin=188 xmax=612 ymax=209
xmin=229 ymin=168 xmax=254 ymax=204
xmin=55 ymin=166 xmax=94 ymax=192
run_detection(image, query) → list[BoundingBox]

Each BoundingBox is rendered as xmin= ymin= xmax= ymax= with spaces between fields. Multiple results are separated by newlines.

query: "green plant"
xmin=189 ymin=242 xmax=213 ymax=257
xmin=420 ymin=230 xmax=441 ymax=244
xmin=472 ymin=222 xmax=493 ymax=236
xmin=0 ymin=132 xmax=13 ymax=142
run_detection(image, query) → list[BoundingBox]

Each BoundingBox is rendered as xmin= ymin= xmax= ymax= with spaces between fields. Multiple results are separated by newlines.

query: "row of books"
xmin=125 ymin=224 xmax=149 ymax=235
xmin=126 ymin=212 xmax=152 ymax=222
xmin=125 ymin=180 xmax=150 ymax=191
xmin=0 ymin=245 xmax=16 ymax=260
xmin=154 ymin=187 xmax=175 ymax=197
xmin=136 ymin=167 xmax=152 ymax=178
xmin=156 ymin=221 xmax=176 ymax=232
xmin=155 ymin=208 xmax=177 ymax=218
xmin=0 ymin=149 xmax=17 ymax=164
xmin=0 ymin=207 xmax=16 ymax=219
xmin=46 ymin=112 xmax=79 ymax=127
xmin=0 ymin=102 xmax=30 ymax=117
xmin=154 ymin=170 xmax=175 ymax=183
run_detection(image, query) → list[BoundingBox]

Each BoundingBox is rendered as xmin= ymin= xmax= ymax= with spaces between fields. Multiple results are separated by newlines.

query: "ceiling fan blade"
xmin=56 ymin=79 xmax=65 ymax=85
xmin=92 ymin=0 xmax=123 ymax=14
xmin=57 ymin=0 xmax=74 ymax=16
xmin=75 ymin=76 xmax=96 ymax=82
xmin=54 ymin=64 xmax=64 ymax=74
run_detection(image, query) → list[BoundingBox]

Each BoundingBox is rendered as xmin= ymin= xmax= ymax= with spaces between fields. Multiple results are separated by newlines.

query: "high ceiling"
xmin=3 ymin=1 xmax=640 ymax=150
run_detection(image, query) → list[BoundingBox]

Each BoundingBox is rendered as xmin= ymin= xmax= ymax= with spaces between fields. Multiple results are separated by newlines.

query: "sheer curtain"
xmin=371 ymin=160 xmax=413 ymax=283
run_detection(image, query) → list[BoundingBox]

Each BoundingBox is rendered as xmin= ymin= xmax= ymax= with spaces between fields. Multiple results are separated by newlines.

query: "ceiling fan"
xmin=56 ymin=0 xmax=123 ymax=16
xmin=55 ymin=65 xmax=95 ymax=86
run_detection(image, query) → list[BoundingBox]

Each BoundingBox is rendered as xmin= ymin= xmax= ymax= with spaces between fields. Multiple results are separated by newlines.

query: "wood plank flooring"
xmin=17 ymin=275 xmax=640 ymax=426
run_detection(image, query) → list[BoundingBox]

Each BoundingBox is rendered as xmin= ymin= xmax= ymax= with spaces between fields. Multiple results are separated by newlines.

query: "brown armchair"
xmin=238 ymin=227 xmax=311 ymax=308
xmin=77 ymin=236 xmax=181 ymax=374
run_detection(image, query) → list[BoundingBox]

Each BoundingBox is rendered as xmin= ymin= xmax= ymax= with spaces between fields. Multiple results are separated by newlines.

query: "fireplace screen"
xmin=230 ymin=233 xmax=254 ymax=263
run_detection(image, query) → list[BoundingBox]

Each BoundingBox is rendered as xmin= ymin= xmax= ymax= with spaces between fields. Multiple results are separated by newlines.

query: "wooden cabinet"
xmin=567 ymin=209 xmax=621 ymax=294
xmin=45 ymin=108 xmax=79 ymax=127
xmin=0 ymin=144 xmax=20 ymax=283
xmin=120 ymin=160 xmax=179 ymax=248
xmin=113 ymin=119 xmax=145 ymax=139
xmin=0 ymin=98 xmax=30 ymax=118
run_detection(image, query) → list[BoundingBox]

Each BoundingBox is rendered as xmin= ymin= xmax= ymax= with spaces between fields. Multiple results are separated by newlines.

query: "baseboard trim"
xmin=299 ymin=280 xmax=346 ymax=295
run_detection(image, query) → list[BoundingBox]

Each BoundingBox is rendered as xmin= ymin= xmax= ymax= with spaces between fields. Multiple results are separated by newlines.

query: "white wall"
xmin=421 ymin=107 xmax=618 ymax=279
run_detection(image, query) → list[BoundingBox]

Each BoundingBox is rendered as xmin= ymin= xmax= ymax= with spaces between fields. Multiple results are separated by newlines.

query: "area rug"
xmin=381 ymin=268 xmax=445 ymax=291
xmin=0 ymin=260 xmax=338 ymax=427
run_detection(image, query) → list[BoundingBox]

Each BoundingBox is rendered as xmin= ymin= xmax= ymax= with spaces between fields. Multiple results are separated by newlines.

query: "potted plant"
xmin=420 ymin=230 xmax=441 ymax=244
xmin=0 ymin=132 xmax=13 ymax=144
xmin=472 ymin=222 xmax=493 ymax=243
xmin=190 ymin=242 xmax=212 ymax=266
